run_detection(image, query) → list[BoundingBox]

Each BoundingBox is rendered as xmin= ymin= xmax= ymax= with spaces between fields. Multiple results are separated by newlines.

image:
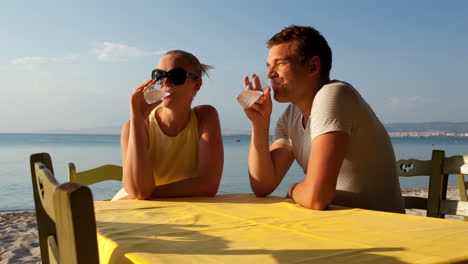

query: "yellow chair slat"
xmin=30 ymin=153 xmax=99 ymax=264
xmin=68 ymin=163 xmax=122 ymax=185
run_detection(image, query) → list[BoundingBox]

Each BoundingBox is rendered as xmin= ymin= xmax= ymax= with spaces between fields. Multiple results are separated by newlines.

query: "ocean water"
xmin=1 ymin=133 xmax=467 ymax=211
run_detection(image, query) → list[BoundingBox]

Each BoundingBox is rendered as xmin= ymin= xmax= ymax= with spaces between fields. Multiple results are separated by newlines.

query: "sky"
xmin=0 ymin=0 xmax=467 ymax=134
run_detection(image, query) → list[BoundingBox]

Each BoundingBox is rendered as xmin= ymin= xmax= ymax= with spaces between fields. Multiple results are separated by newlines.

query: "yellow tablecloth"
xmin=94 ymin=194 xmax=468 ymax=264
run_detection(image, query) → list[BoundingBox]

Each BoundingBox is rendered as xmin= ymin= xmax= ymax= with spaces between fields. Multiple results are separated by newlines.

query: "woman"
xmin=113 ymin=50 xmax=223 ymax=200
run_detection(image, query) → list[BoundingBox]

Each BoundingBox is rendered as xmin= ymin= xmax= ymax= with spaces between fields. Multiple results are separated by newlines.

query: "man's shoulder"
xmin=315 ymin=80 xmax=358 ymax=102
xmin=320 ymin=80 xmax=354 ymax=93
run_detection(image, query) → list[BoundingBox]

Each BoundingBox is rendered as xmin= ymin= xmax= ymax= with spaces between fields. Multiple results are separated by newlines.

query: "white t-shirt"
xmin=274 ymin=81 xmax=405 ymax=213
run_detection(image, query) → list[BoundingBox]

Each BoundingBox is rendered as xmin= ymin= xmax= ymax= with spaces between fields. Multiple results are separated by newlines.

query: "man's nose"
xmin=267 ymin=68 xmax=277 ymax=79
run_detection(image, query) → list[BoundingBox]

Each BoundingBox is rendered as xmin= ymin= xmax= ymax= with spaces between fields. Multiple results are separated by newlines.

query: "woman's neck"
xmin=155 ymin=106 xmax=192 ymax=137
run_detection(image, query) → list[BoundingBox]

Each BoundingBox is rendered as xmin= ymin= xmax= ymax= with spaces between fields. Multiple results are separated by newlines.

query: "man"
xmin=242 ymin=25 xmax=404 ymax=213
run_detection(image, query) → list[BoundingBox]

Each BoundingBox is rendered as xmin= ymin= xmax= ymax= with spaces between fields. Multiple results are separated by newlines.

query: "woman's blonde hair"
xmin=164 ymin=50 xmax=214 ymax=78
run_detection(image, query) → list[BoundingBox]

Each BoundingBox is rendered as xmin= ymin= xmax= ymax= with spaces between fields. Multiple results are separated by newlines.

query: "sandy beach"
xmin=0 ymin=187 xmax=465 ymax=263
xmin=0 ymin=211 xmax=40 ymax=264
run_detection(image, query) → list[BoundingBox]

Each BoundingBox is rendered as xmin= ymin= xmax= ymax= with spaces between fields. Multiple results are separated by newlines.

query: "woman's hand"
xmin=130 ymin=80 xmax=161 ymax=119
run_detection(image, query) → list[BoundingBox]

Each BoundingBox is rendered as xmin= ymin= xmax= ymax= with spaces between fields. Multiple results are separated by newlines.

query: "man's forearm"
xmin=289 ymin=180 xmax=332 ymax=210
xmin=248 ymin=123 xmax=277 ymax=196
xmin=290 ymin=131 xmax=348 ymax=210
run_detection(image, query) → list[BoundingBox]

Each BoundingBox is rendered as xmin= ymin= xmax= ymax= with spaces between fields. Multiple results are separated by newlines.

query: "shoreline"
xmin=3 ymin=131 xmax=468 ymax=137
xmin=0 ymin=187 xmax=465 ymax=263
xmin=401 ymin=186 xmax=463 ymax=221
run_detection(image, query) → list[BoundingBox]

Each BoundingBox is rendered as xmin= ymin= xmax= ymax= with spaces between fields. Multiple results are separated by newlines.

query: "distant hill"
xmin=36 ymin=126 xmax=121 ymax=135
xmin=28 ymin=122 xmax=468 ymax=137
xmin=216 ymin=123 xmax=468 ymax=137
xmin=384 ymin=122 xmax=468 ymax=133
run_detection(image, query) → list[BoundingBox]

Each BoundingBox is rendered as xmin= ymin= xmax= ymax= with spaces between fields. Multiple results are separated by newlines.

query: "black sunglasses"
xmin=151 ymin=67 xmax=199 ymax=86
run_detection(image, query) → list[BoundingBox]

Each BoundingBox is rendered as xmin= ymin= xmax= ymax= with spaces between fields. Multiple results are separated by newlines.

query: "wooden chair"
xmin=67 ymin=162 xmax=122 ymax=185
xmin=30 ymin=153 xmax=99 ymax=264
xmin=397 ymin=149 xmax=468 ymax=219
xmin=396 ymin=149 xmax=447 ymax=218
xmin=442 ymin=154 xmax=468 ymax=221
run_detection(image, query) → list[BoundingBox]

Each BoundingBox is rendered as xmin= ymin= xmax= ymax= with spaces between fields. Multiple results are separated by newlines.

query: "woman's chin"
xmin=161 ymin=97 xmax=171 ymax=107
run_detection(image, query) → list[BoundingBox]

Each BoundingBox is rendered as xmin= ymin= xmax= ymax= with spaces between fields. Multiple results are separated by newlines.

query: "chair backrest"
xmin=30 ymin=153 xmax=99 ymax=264
xmin=68 ymin=162 xmax=122 ymax=185
xmin=396 ymin=150 xmax=447 ymax=218
xmin=442 ymin=154 xmax=468 ymax=220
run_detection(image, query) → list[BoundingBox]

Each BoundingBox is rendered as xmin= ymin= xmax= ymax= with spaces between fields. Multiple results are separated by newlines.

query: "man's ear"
xmin=307 ymin=56 xmax=321 ymax=75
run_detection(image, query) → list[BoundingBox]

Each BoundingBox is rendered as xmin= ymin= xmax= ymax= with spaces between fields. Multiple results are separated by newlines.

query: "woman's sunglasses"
xmin=151 ymin=68 xmax=199 ymax=86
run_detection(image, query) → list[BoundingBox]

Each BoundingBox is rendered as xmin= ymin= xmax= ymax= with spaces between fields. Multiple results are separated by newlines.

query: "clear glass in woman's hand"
xmin=237 ymin=76 xmax=270 ymax=109
xmin=144 ymin=80 xmax=171 ymax=104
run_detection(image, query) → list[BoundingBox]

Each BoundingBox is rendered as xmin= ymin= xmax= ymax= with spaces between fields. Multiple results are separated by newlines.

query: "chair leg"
xmin=30 ymin=153 xmax=55 ymax=264
xmin=427 ymin=150 xmax=445 ymax=218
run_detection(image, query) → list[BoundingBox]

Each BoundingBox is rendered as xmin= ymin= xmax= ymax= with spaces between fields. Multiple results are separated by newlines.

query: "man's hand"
xmin=243 ymin=74 xmax=272 ymax=128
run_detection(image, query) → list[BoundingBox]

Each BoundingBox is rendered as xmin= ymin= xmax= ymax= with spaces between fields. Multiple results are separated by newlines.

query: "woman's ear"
xmin=191 ymin=79 xmax=202 ymax=101
xmin=193 ymin=78 xmax=202 ymax=93
xmin=196 ymin=78 xmax=202 ymax=91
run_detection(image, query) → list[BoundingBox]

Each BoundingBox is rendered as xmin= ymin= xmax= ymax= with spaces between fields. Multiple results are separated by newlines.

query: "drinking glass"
xmin=237 ymin=75 xmax=270 ymax=109
xmin=143 ymin=80 xmax=171 ymax=104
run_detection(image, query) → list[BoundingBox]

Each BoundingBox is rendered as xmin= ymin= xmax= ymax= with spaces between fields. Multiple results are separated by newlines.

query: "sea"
xmin=1 ymin=133 xmax=468 ymax=211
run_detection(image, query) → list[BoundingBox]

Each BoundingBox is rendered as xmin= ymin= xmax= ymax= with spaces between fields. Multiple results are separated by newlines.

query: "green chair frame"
xmin=396 ymin=149 xmax=468 ymax=219
xmin=396 ymin=149 xmax=447 ymax=218
xmin=442 ymin=154 xmax=468 ymax=221
xmin=30 ymin=153 xmax=99 ymax=264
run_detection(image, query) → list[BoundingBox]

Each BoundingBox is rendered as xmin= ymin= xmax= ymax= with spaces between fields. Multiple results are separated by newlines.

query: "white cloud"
xmin=90 ymin=42 xmax=166 ymax=62
xmin=9 ymin=55 xmax=78 ymax=70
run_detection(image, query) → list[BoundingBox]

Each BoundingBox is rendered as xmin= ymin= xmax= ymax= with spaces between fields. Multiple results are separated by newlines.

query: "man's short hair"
xmin=267 ymin=25 xmax=332 ymax=79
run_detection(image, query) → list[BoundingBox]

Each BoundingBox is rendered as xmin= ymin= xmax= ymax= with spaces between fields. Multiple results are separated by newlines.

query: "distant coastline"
xmin=384 ymin=122 xmax=468 ymax=137
xmin=388 ymin=132 xmax=468 ymax=137
xmin=3 ymin=121 xmax=468 ymax=137
xmin=2 ymin=132 xmax=468 ymax=138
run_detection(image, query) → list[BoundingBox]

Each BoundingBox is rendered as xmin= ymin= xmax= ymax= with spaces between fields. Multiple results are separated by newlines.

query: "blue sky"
xmin=0 ymin=0 xmax=467 ymax=134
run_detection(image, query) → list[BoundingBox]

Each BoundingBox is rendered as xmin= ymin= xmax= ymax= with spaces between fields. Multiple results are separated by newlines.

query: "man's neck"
xmin=295 ymin=78 xmax=330 ymax=127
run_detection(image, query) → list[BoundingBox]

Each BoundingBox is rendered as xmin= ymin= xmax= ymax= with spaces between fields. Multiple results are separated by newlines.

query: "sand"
xmin=0 ymin=187 xmax=465 ymax=263
xmin=0 ymin=211 xmax=40 ymax=264
xmin=402 ymin=186 xmax=464 ymax=221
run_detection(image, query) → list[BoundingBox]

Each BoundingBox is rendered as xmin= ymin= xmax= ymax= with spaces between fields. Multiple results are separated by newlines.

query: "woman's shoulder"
xmin=193 ymin=104 xmax=218 ymax=113
xmin=193 ymin=104 xmax=218 ymax=118
xmin=193 ymin=105 xmax=220 ymax=125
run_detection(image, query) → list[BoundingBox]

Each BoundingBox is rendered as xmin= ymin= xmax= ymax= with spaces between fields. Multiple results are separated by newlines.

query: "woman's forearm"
xmin=122 ymin=118 xmax=155 ymax=199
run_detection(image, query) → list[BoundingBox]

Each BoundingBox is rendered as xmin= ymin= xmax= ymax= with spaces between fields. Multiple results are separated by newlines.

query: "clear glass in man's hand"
xmin=237 ymin=90 xmax=263 ymax=109
xmin=237 ymin=75 xmax=269 ymax=109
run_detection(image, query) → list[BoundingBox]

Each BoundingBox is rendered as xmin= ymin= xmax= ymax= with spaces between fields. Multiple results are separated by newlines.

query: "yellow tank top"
xmin=148 ymin=108 xmax=199 ymax=186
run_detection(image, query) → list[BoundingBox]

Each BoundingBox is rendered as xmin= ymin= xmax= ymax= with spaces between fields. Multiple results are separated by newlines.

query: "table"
xmin=94 ymin=194 xmax=468 ymax=264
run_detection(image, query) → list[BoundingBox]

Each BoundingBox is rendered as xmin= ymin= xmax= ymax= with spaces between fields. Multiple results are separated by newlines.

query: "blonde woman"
xmin=113 ymin=50 xmax=223 ymax=200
